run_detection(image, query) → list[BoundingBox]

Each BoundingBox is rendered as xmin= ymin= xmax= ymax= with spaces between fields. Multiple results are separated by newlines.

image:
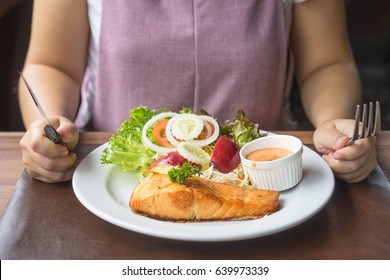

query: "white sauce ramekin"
xmin=240 ymin=135 xmax=303 ymax=191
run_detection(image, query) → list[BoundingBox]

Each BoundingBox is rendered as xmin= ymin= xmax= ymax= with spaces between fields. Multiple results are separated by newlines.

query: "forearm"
xmin=19 ymin=63 xmax=81 ymax=129
xmin=291 ymin=0 xmax=362 ymax=128
xmin=19 ymin=0 xmax=89 ymax=129
xmin=299 ymin=61 xmax=362 ymax=128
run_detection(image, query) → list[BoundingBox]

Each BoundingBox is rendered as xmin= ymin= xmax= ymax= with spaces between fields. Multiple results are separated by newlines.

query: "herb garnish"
xmin=167 ymin=163 xmax=201 ymax=184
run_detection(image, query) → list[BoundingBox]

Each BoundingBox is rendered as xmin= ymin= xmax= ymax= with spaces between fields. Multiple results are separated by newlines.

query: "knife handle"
xmin=44 ymin=124 xmax=63 ymax=144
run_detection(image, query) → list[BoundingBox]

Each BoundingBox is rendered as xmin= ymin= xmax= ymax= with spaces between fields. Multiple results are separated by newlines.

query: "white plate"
xmin=73 ymin=143 xmax=334 ymax=242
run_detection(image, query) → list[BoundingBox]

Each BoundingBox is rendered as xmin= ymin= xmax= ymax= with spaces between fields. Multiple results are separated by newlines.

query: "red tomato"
xmin=210 ymin=136 xmax=240 ymax=173
xmin=152 ymin=119 xmax=173 ymax=148
xmin=149 ymin=151 xmax=188 ymax=169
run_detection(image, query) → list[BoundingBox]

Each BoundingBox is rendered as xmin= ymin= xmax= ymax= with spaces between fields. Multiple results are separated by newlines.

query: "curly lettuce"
xmin=100 ymin=106 xmax=159 ymax=176
xmin=220 ymin=108 xmax=265 ymax=148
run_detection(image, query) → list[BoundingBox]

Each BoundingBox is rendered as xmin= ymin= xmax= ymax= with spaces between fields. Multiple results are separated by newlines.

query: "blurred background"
xmin=1 ymin=0 xmax=389 ymax=131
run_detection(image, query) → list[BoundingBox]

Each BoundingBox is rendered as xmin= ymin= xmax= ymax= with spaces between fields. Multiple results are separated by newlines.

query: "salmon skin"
xmin=130 ymin=174 xmax=279 ymax=222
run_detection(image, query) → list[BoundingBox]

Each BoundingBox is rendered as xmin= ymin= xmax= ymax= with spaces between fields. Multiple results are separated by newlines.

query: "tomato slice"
xmin=152 ymin=119 xmax=174 ymax=148
xmin=197 ymin=121 xmax=215 ymax=140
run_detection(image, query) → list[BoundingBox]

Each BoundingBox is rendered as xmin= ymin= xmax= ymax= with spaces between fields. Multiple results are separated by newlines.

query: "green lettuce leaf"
xmin=100 ymin=106 xmax=159 ymax=177
xmin=220 ymin=108 xmax=265 ymax=148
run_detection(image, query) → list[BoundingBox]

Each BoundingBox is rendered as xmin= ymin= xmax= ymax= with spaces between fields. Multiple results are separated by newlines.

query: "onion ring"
xmin=166 ymin=114 xmax=220 ymax=147
xmin=142 ymin=112 xmax=177 ymax=154
xmin=188 ymin=115 xmax=219 ymax=146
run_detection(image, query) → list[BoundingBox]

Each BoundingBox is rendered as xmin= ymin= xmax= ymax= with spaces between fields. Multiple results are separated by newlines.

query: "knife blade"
xmin=20 ymin=73 xmax=63 ymax=144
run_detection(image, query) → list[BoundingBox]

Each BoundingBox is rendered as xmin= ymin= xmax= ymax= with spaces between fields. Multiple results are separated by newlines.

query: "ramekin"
xmin=239 ymin=135 xmax=303 ymax=191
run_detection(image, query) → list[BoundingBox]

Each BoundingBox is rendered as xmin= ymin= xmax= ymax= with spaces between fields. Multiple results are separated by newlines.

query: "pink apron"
xmin=90 ymin=0 xmax=287 ymax=131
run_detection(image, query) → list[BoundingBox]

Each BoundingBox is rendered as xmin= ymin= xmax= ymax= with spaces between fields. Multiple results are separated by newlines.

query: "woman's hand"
xmin=313 ymin=119 xmax=377 ymax=183
xmin=20 ymin=117 xmax=79 ymax=183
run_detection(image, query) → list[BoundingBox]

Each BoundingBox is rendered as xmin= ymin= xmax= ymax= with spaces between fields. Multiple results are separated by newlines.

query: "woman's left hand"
xmin=313 ymin=119 xmax=377 ymax=183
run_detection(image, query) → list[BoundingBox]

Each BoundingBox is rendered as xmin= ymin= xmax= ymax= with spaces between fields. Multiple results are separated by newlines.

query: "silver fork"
xmin=346 ymin=101 xmax=381 ymax=146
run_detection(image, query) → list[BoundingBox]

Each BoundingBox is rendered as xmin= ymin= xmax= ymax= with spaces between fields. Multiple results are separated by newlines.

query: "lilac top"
xmin=77 ymin=0 xmax=299 ymax=132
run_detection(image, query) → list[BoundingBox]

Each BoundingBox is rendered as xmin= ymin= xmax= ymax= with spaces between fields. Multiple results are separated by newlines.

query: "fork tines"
xmin=347 ymin=101 xmax=381 ymax=146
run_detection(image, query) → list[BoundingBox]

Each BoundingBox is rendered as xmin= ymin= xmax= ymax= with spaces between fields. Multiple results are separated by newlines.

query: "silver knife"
xmin=20 ymin=73 xmax=63 ymax=144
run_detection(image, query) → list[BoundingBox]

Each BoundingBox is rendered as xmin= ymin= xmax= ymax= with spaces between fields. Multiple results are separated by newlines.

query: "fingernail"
xmin=61 ymin=148 xmax=68 ymax=156
xmin=336 ymin=136 xmax=348 ymax=148
xmin=333 ymin=152 xmax=342 ymax=160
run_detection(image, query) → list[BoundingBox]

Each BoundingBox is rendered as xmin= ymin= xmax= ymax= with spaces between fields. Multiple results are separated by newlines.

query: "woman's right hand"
xmin=20 ymin=117 xmax=79 ymax=183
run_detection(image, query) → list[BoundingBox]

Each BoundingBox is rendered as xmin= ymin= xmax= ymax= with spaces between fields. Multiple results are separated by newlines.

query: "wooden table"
xmin=0 ymin=132 xmax=112 ymax=216
xmin=0 ymin=131 xmax=389 ymax=259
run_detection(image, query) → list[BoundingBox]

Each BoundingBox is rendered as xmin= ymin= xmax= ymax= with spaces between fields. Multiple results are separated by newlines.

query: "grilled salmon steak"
xmin=130 ymin=174 xmax=279 ymax=222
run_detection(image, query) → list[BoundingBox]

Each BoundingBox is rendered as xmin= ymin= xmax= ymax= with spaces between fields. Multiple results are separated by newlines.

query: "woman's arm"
xmin=19 ymin=0 xmax=89 ymax=128
xmin=18 ymin=0 xmax=89 ymax=182
xmin=290 ymin=0 xmax=362 ymax=128
xmin=291 ymin=0 xmax=377 ymax=183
